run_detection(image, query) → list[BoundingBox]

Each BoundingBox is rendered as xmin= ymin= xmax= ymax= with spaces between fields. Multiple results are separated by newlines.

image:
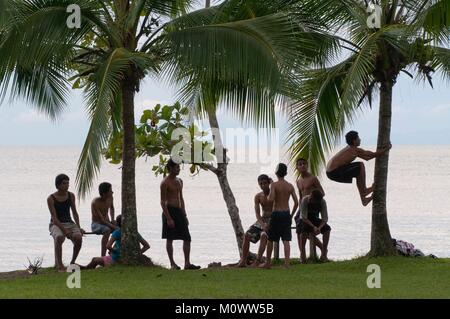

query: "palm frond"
xmin=144 ymin=0 xmax=195 ymax=17
xmin=431 ymin=45 xmax=450 ymax=82
xmin=164 ymin=11 xmax=312 ymax=127
xmin=0 ymin=0 xmax=113 ymax=119
xmin=76 ymin=48 xmax=137 ymax=198
xmin=286 ymin=52 xmax=373 ymax=175
xmin=408 ymin=0 xmax=450 ymax=45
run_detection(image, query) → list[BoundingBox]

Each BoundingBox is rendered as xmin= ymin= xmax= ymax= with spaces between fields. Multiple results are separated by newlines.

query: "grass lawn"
xmin=1 ymin=257 xmax=449 ymax=298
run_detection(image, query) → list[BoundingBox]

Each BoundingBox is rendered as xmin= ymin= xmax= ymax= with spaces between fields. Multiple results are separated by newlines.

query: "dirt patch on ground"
xmin=0 ymin=270 xmax=31 ymax=280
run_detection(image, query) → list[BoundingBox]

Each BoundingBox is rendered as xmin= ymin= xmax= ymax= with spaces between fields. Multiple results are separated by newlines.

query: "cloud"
xmin=13 ymin=110 xmax=48 ymax=124
xmin=134 ymin=99 xmax=171 ymax=117
xmin=430 ymin=104 xmax=450 ymax=115
xmin=63 ymin=109 xmax=86 ymax=122
xmin=13 ymin=108 xmax=87 ymax=125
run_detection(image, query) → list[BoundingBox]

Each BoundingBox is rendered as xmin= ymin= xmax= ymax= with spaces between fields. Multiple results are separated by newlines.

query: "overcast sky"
xmin=1 ymin=0 xmax=449 ymax=147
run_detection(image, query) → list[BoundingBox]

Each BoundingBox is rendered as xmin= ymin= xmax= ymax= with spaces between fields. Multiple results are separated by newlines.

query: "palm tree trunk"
xmin=120 ymin=76 xmax=141 ymax=264
xmin=370 ymin=80 xmax=397 ymax=256
xmin=207 ymin=110 xmax=245 ymax=256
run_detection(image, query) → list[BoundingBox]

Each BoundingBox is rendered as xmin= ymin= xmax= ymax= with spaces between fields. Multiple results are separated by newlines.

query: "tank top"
xmin=51 ymin=194 xmax=74 ymax=223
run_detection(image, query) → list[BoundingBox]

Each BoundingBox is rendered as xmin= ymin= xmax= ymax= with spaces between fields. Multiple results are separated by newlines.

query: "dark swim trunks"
xmin=297 ymin=218 xmax=331 ymax=234
xmin=326 ymin=162 xmax=361 ymax=184
xmin=267 ymin=211 xmax=292 ymax=242
xmin=162 ymin=206 xmax=191 ymax=241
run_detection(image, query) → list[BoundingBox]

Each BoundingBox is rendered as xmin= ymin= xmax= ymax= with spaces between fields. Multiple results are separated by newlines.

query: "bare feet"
xmin=365 ymin=184 xmax=374 ymax=196
xmin=259 ymin=262 xmax=271 ymax=269
xmin=362 ymin=195 xmax=373 ymax=206
xmin=237 ymin=261 xmax=247 ymax=268
xmin=170 ymin=264 xmax=181 ymax=270
xmin=184 ymin=264 xmax=201 ymax=270
xmin=250 ymin=260 xmax=261 ymax=268
xmin=320 ymin=250 xmax=328 ymax=262
xmin=57 ymin=267 xmax=67 ymax=273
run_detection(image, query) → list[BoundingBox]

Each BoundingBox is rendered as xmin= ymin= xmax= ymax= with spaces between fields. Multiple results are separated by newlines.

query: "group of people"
xmin=236 ymin=130 xmax=391 ymax=268
xmin=47 ymin=159 xmax=199 ymax=272
xmin=47 ymin=130 xmax=391 ymax=271
xmin=236 ymin=159 xmax=329 ymax=268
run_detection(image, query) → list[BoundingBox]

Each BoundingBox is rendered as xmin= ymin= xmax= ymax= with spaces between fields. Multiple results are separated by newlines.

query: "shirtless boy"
xmin=91 ymin=182 xmax=118 ymax=256
xmin=260 ymin=163 xmax=298 ymax=269
xmin=326 ymin=131 xmax=391 ymax=206
xmin=161 ymin=158 xmax=200 ymax=270
xmin=237 ymin=174 xmax=273 ymax=267
xmin=294 ymin=158 xmax=325 ymax=259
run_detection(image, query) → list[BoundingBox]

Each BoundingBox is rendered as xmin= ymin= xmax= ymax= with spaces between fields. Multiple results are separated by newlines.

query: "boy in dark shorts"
xmin=260 ymin=163 xmax=298 ymax=269
xmin=160 ymin=159 xmax=200 ymax=270
xmin=326 ymin=131 xmax=391 ymax=206
xmin=237 ymin=174 xmax=273 ymax=267
xmin=91 ymin=182 xmax=118 ymax=256
xmin=298 ymin=190 xmax=331 ymax=262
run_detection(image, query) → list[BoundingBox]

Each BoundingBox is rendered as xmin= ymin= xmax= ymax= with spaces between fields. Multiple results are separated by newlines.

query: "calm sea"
xmin=0 ymin=146 xmax=449 ymax=272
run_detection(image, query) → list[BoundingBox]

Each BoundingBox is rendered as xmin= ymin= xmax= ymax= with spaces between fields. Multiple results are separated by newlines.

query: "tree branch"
xmin=199 ymin=163 xmax=218 ymax=174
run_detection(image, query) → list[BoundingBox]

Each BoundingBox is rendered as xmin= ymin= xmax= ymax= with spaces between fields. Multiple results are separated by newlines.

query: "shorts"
xmin=297 ymin=218 xmax=331 ymax=234
xmin=246 ymin=225 xmax=267 ymax=243
xmin=162 ymin=206 xmax=191 ymax=241
xmin=267 ymin=211 xmax=292 ymax=242
xmin=102 ymin=255 xmax=114 ymax=267
xmin=49 ymin=222 xmax=81 ymax=239
xmin=326 ymin=162 xmax=361 ymax=184
xmin=91 ymin=222 xmax=112 ymax=235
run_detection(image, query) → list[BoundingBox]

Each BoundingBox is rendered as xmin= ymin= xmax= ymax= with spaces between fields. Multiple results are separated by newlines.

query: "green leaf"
xmin=140 ymin=110 xmax=153 ymax=123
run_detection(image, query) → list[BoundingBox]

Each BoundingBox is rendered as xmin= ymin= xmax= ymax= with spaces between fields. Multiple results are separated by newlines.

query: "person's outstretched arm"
xmin=357 ymin=143 xmax=392 ymax=161
xmin=179 ymin=179 xmax=188 ymax=226
xmin=139 ymin=236 xmax=150 ymax=254
xmin=267 ymin=183 xmax=275 ymax=202
xmin=290 ymin=186 xmax=299 ymax=218
xmin=109 ymin=197 xmax=115 ymax=221
xmin=313 ymin=177 xmax=325 ymax=197
xmin=254 ymin=195 xmax=264 ymax=227
xmin=160 ymin=180 xmax=174 ymax=228
xmin=301 ymin=197 xmax=319 ymax=233
xmin=70 ymin=192 xmax=84 ymax=233
xmin=92 ymin=200 xmax=117 ymax=229
xmin=317 ymin=199 xmax=328 ymax=231
xmin=106 ymin=236 xmax=115 ymax=254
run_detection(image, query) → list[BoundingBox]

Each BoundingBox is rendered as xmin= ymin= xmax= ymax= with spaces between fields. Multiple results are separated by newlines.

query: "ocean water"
xmin=0 ymin=146 xmax=449 ymax=272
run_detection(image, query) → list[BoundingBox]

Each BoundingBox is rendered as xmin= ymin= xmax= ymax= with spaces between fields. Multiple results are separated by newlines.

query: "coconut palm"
xmin=287 ymin=0 xmax=450 ymax=255
xmin=167 ymin=0 xmax=340 ymax=255
xmin=0 ymin=0 xmax=322 ymax=262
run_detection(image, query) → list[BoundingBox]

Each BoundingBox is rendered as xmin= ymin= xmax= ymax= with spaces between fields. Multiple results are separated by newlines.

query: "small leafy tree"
xmin=105 ymin=102 xmax=251 ymax=256
xmin=105 ymin=102 xmax=215 ymax=176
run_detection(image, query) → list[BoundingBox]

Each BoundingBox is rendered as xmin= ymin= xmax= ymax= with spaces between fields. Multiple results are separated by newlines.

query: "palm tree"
xmin=167 ymin=0 xmax=337 ymax=256
xmin=287 ymin=0 xmax=450 ymax=256
xmin=0 ymin=0 xmax=317 ymax=262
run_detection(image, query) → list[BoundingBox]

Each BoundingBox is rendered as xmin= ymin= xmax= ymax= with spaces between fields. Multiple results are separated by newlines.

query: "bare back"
xmin=271 ymin=180 xmax=295 ymax=212
xmin=161 ymin=176 xmax=183 ymax=208
xmin=326 ymin=146 xmax=358 ymax=172
xmin=91 ymin=197 xmax=113 ymax=223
